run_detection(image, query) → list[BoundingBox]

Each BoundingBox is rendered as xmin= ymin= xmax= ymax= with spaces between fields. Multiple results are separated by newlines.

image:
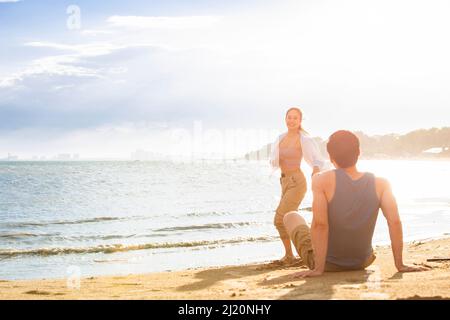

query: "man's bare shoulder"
xmin=312 ymin=169 xmax=335 ymax=188
xmin=374 ymin=175 xmax=391 ymax=188
xmin=374 ymin=174 xmax=392 ymax=198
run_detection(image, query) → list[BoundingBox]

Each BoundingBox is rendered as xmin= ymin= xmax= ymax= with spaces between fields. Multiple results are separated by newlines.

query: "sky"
xmin=1 ymin=0 xmax=449 ymax=159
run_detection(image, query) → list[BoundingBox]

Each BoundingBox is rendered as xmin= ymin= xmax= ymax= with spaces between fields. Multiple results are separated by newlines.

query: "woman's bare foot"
xmin=272 ymin=255 xmax=297 ymax=265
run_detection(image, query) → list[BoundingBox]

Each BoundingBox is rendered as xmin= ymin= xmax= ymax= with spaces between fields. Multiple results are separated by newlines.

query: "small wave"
xmin=52 ymin=217 xmax=123 ymax=225
xmin=0 ymin=236 xmax=277 ymax=259
xmin=46 ymin=234 xmax=141 ymax=241
xmin=154 ymin=222 xmax=257 ymax=232
xmin=5 ymin=216 xmax=125 ymax=228
xmin=184 ymin=208 xmax=311 ymax=218
xmin=0 ymin=232 xmax=158 ymax=242
xmin=0 ymin=233 xmax=42 ymax=239
xmin=185 ymin=210 xmax=263 ymax=217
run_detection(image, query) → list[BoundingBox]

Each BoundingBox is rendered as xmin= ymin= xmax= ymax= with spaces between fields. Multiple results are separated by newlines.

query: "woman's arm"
xmin=301 ymin=134 xmax=325 ymax=172
xmin=269 ymin=133 xmax=285 ymax=168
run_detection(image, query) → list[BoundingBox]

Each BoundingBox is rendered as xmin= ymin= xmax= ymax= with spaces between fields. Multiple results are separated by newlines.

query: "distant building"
xmin=56 ymin=153 xmax=71 ymax=160
xmin=244 ymin=144 xmax=272 ymax=161
xmin=423 ymin=147 xmax=444 ymax=154
xmin=7 ymin=153 xmax=19 ymax=160
xmin=131 ymin=149 xmax=150 ymax=161
xmin=131 ymin=149 xmax=168 ymax=161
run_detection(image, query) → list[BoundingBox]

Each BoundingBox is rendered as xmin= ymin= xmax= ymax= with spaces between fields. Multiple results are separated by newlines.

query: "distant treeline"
xmin=243 ymin=127 xmax=450 ymax=160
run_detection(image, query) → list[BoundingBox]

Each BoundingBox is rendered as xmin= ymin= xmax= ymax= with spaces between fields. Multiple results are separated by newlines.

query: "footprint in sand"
xmin=340 ymin=284 xmax=361 ymax=290
xmin=222 ymin=279 xmax=247 ymax=289
xmin=24 ymin=290 xmax=52 ymax=295
xmin=23 ymin=290 xmax=66 ymax=296
xmin=224 ymin=271 xmax=242 ymax=277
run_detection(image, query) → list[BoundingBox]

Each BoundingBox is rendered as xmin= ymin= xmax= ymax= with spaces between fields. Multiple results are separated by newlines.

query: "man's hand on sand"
xmin=291 ymin=269 xmax=323 ymax=279
xmin=397 ymin=264 xmax=431 ymax=273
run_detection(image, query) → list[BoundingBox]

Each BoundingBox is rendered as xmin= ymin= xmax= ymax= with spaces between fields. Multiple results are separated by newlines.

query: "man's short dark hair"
xmin=326 ymin=130 xmax=360 ymax=168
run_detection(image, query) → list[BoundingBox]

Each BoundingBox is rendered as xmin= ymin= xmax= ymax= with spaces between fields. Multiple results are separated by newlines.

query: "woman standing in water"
xmin=270 ymin=107 xmax=325 ymax=264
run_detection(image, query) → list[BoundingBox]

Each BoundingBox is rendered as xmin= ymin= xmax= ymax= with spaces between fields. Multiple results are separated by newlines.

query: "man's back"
xmin=284 ymin=130 xmax=430 ymax=278
xmin=325 ymin=169 xmax=380 ymax=268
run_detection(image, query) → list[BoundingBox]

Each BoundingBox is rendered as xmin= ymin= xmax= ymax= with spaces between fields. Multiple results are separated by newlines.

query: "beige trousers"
xmin=274 ymin=170 xmax=307 ymax=240
xmin=289 ymin=224 xmax=377 ymax=271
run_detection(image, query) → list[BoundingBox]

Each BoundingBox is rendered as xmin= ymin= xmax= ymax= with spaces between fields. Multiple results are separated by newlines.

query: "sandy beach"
xmin=1 ymin=237 xmax=449 ymax=300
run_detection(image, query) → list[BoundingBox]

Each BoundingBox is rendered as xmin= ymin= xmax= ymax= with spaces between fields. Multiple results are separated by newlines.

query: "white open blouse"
xmin=269 ymin=132 xmax=327 ymax=171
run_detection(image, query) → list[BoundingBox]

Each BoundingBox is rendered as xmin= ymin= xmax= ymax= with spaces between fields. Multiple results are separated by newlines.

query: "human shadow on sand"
xmin=175 ymin=261 xmax=298 ymax=292
xmin=257 ymin=269 xmax=373 ymax=300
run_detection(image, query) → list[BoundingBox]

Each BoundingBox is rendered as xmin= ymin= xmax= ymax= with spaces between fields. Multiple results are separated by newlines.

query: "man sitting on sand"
xmin=283 ymin=130 xmax=430 ymax=278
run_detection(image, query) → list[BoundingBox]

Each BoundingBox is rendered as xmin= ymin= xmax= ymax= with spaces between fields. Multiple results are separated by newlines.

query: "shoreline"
xmin=1 ymin=237 xmax=449 ymax=300
xmin=1 ymin=233 xmax=448 ymax=282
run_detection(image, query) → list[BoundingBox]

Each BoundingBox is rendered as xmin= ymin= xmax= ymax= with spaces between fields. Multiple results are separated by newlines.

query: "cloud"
xmin=107 ymin=15 xmax=221 ymax=29
xmin=25 ymin=41 xmax=122 ymax=57
xmin=0 ymin=13 xmax=227 ymax=89
xmin=0 ymin=54 xmax=100 ymax=88
xmin=0 ymin=41 xmax=166 ymax=88
xmin=80 ymin=29 xmax=115 ymax=36
xmin=0 ymin=0 xmax=21 ymax=3
xmin=0 ymin=41 xmax=126 ymax=88
xmin=1 ymin=0 xmax=450 ymax=159
xmin=0 ymin=42 xmax=182 ymax=131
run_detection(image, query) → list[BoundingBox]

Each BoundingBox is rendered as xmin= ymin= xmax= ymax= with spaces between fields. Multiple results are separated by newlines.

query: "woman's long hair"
xmin=285 ymin=107 xmax=308 ymax=134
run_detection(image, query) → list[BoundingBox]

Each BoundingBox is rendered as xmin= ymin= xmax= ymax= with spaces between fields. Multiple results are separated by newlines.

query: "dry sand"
xmin=1 ymin=237 xmax=449 ymax=300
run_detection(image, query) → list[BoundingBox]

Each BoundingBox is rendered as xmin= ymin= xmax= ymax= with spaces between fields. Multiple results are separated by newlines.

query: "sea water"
xmin=0 ymin=160 xmax=449 ymax=280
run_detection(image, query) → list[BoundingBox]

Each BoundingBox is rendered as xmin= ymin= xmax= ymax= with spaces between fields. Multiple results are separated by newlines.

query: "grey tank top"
xmin=326 ymin=169 xmax=380 ymax=268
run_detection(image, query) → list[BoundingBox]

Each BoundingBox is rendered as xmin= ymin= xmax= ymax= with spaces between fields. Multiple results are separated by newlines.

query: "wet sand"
xmin=1 ymin=237 xmax=449 ymax=300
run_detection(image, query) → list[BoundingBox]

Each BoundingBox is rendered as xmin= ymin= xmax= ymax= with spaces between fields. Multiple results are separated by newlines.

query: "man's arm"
xmin=293 ymin=174 xmax=329 ymax=278
xmin=379 ymin=178 xmax=429 ymax=273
